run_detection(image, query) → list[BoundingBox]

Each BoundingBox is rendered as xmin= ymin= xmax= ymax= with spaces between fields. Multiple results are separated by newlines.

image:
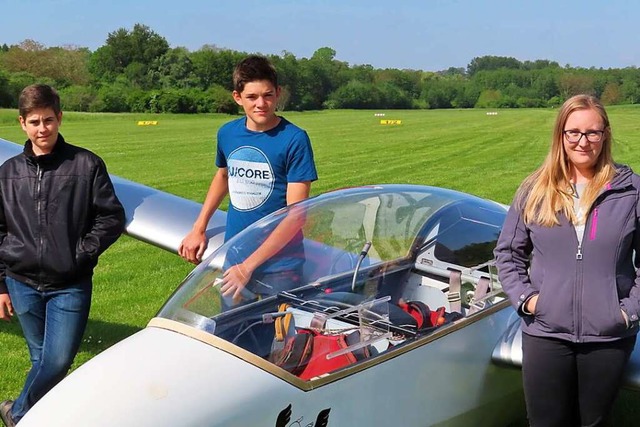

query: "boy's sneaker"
xmin=0 ymin=400 xmax=15 ymax=427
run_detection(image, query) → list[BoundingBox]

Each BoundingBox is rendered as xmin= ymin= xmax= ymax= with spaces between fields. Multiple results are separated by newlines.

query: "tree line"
xmin=1 ymin=24 xmax=640 ymax=113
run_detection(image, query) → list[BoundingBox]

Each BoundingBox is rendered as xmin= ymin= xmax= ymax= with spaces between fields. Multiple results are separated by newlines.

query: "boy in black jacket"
xmin=0 ymin=84 xmax=125 ymax=426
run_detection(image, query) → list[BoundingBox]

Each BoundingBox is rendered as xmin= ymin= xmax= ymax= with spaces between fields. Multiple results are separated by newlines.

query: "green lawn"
xmin=1 ymin=107 xmax=640 ymax=424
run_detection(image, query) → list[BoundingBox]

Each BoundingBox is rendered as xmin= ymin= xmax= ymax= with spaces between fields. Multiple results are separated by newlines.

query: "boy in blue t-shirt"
xmin=179 ymin=55 xmax=317 ymax=304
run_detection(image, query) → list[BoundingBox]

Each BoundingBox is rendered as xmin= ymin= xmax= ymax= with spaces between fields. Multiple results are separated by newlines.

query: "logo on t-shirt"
xmin=227 ymin=146 xmax=274 ymax=211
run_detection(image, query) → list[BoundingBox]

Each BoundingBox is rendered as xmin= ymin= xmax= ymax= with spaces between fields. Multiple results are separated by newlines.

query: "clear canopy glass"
xmin=157 ymin=185 xmax=507 ymax=381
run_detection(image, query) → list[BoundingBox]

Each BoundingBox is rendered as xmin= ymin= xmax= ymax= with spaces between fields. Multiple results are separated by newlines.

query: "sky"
xmin=1 ymin=0 xmax=638 ymax=72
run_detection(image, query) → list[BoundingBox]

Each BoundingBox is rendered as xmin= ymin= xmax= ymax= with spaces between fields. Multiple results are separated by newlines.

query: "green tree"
xmin=190 ymin=46 xmax=245 ymax=90
xmin=452 ymin=81 xmax=481 ymax=108
xmin=124 ymin=61 xmax=152 ymax=88
xmin=195 ymin=85 xmax=238 ymax=114
xmin=559 ymin=73 xmax=595 ymax=98
xmin=1 ymin=39 xmax=47 ymax=75
xmin=531 ymin=70 xmax=560 ymax=100
xmin=189 ymin=47 xmax=219 ymax=89
xmin=109 ymin=24 xmax=168 ymax=70
xmin=89 ymin=24 xmax=169 ymax=88
xmin=346 ymin=64 xmax=376 ymax=84
xmin=601 ymin=82 xmax=621 ymax=105
xmin=149 ymin=47 xmax=196 ymax=89
xmin=327 ymin=80 xmax=381 ymax=109
xmin=467 ymin=55 xmax=522 ymax=76
xmin=58 ymin=85 xmax=96 ymax=111
xmin=475 ymin=89 xmax=502 ymax=108
xmin=126 ymin=89 xmax=153 ymax=113
xmin=7 ymin=71 xmax=53 ymax=105
xmin=88 ymin=45 xmax=119 ymax=82
xmin=0 ymin=70 xmax=12 ymax=107
xmin=620 ymin=79 xmax=640 ymax=104
xmin=270 ymin=51 xmax=302 ymax=110
xmin=95 ymin=80 xmax=132 ymax=112
xmin=376 ymin=68 xmax=422 ymax=99
xmin=297 ymin=47 xmax=347 ymax=110
xmin=1 ymin=40 xmax=90 ymax=87
xmin=522 ymin=60 xmax=560 ymax=70
xmin=421 ymin=75 xmax=458 ymax=109
xmin=438 ymin=67 xmax=466 ymax=77
xmin=152 ymin=88 xmax=198 ymax=113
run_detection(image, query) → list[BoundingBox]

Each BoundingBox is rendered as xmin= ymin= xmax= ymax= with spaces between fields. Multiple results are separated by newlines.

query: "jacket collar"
xmin=24 ymin=134 xmax=67 ymax=164
xmin=609 ymin=164 xmax=634 ymax=190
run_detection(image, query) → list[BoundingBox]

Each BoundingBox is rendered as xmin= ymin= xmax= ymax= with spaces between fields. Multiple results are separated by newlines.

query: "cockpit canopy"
xmin=157 ymin=185 xmax=507 ymax=382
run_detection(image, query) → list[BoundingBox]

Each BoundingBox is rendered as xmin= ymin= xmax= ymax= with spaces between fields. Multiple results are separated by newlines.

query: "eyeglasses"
xmin=563 ymin=130 xmax=604 ymax=143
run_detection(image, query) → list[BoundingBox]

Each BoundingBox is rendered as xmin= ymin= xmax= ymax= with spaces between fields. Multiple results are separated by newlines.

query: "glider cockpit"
xmin=152 ymin=185 xmax=509 ymax=387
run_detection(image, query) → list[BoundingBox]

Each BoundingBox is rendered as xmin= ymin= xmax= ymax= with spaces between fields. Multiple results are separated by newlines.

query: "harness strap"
xmin=448 ymin=269 xmax=462 ymax=313
xmin=468 ymin=277 xmax=491 ymax=314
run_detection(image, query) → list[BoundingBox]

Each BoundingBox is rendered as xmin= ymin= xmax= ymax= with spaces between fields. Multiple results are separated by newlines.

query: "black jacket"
xmin=0 ymin=135 xmax=125 ymax=292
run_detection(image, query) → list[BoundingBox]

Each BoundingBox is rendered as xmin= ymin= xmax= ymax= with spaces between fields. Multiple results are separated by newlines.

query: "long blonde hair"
xmin=519 ymin=94 xmax=616 ymax=226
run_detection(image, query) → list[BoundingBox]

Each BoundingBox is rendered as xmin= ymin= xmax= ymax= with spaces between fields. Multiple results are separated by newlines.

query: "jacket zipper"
xmin=574 ymin=188 xmax=611 ymax=341
xmin=574 ymin=198 xmax=601 ymax=342
xmin=575 ymin=240 xmax=583 ymax=342
xmin=571 ymin=179 xmax=629 ymax=342
xmin=574 ymin=243 xmax=582 ymax=343
xmin=36 ymin=163 xmax=44 ymax=289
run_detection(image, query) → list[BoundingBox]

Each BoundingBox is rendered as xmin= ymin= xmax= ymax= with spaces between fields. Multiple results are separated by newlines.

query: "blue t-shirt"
xmin=216 ymin=116 xmax=318 ymax=242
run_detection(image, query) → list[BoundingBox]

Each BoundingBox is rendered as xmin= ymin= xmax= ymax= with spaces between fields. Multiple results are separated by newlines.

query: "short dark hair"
xmin=19 ymin=84 xmax=61 ymax=118
xmin=232 ymin=55 xmax=278 ymax=93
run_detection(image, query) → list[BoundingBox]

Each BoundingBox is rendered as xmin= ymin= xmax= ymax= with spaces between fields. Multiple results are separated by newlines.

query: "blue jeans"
xmin=6 ymin=276 xmax=92 ymax=422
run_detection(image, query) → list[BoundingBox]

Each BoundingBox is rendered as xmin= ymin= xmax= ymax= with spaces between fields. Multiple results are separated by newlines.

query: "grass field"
xmin=1 ymin=106 xmax=640 ymax=424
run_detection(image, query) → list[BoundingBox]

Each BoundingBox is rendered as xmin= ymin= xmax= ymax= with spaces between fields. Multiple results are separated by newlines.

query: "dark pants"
xmin=522 ymin=333 xmax=636 ymax=427
xmin=6 ymin=276 xmax=92 ymax=422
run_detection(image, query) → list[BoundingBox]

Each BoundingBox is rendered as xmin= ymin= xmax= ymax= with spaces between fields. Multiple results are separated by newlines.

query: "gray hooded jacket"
xmin=495 ymin=164 xmax=640 ymax=343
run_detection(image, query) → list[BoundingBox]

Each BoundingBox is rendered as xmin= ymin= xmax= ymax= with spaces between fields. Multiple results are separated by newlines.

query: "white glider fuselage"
xmin=20 ymin=306 xmax=523 ymax=426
